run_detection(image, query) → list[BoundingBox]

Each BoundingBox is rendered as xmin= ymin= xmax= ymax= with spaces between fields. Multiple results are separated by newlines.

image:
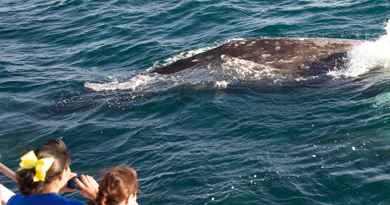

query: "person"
xmin=0 ymin=162 xmax=16 ymax=205
xmin=7 ymin=139 xmax=98 ymax=205
xmin=84 ymin=166 xmax=139 ymax=205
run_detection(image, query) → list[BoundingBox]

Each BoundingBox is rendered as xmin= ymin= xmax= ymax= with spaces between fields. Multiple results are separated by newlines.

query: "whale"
xmin=84 ymin=37 xmax=367 ymax=92
xmin=151 ymin=38 xmax=364 ymax=76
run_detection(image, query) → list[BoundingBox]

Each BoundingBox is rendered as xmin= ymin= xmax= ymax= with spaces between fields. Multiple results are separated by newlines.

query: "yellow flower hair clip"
xmin=19 ymin=151 xmax=55 ymax=182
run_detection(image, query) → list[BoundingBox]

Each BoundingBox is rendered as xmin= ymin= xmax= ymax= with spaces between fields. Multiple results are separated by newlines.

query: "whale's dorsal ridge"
xmin=151 ymin=38 xmax=365 ymax=76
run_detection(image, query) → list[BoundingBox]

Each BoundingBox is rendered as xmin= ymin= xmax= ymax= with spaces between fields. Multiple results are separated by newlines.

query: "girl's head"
xmin=17 ymin=139 xmax=73 ymax=195
xmin=96 ymin=166 xmax=138 ymax=205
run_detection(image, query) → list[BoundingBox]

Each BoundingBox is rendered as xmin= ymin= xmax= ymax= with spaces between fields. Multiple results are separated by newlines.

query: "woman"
xmin=84 ymin=166 xmax=139 ymax=205
xmin=7 ymin=139 xmax=98 ymax=205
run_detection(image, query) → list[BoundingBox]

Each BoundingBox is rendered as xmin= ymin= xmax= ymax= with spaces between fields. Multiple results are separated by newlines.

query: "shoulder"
xmin=55 ymin=195 xmax=84 ymax=205
xmin=46 ymin=194 xmax=83 ymax=205
xmin=7 ymin=194 xmax=23 ymax=205
xmin=8 ymin=194 xmax=84 ymax=205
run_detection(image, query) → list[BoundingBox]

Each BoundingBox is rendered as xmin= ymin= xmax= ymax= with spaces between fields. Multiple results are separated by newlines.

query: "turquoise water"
xmin=1 ymin=0 xmax=390 ymax=204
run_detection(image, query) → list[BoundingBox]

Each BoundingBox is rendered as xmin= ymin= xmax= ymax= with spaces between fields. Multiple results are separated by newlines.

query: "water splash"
xmin=85 ymin=73 xmax=175 ymax=92
xmin=329 ymin=20 xmax=390 ymax=78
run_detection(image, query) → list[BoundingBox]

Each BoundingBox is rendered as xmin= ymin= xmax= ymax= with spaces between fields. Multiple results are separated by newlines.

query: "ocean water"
xmin=1 ymin=0 xmax=390 ymax=204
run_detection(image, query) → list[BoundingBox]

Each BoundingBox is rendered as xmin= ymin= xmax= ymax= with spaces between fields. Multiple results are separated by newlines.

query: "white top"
xmin=0 ymin=184 xmax=15 ymax=205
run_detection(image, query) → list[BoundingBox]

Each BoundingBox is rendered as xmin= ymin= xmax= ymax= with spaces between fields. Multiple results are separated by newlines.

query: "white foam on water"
xmin=329 ymin=20 xmax=390 ymax=78
xmin=85 ymin=73 xmax=164 ymax=92
xmin=85 ymin=55 xmax=288 ymax=92
xmin=303 ymin=0 xmax=357 ymax=8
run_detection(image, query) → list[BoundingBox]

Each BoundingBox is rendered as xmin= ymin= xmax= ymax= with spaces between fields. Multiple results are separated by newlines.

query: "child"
xmin=7 ymin=139 xmax=98 ymax=205
xmin=87 ymin=166 xmax=139 ymax=205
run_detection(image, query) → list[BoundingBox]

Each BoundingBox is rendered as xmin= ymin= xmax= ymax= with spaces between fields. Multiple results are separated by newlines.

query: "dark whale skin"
xmin=151 ymin=38 xmax=363 ymax=76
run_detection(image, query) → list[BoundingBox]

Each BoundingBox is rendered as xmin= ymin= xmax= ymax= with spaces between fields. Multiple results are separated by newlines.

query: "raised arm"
xmin=0 ymin=163 xmax=17 ymax=182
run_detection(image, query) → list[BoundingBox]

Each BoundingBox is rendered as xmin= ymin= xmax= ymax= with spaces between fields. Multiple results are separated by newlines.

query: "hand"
xmin=60 ymin=186 xmax=76 ymax=194
xmin=60 ymin=172 xmax=77 ymax=194
xmin=76 ymin=175 xmax=99 ymax=200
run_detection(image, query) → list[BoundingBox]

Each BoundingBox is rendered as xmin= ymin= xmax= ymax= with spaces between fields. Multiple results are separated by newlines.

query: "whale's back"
xmin=152 ymin=38 xmax=363 ymax=75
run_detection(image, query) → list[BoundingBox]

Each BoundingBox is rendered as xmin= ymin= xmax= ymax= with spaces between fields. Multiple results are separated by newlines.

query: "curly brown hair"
xmin=95 ymin=166 xmax=138 ymax=205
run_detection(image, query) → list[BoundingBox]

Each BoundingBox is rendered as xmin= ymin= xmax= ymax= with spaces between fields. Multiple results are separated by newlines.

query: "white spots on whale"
xmin=206 ymin=55 xmax=213 ymax=60
xmin=310 ymin=55 xmax=318 ymax=60
xmin=262 ymin=54 xmax=271 ymax=58
xmin=191 ymin=59 xmax=199 ymax=62
xmin=274 ymin=41 xmax=281 ymax=51
xmin=278 ymin=59 xmax=294 ymax=63
xmin=312 ymin=40 xmax=328 ymax=47
xmin=219 ymin=55 xmax=280 ymax=80
xmin=247 ymin=41 xmax=256 ymax=46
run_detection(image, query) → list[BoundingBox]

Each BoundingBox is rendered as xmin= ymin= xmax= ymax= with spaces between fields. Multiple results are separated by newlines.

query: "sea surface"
xmin=1 ymin=0 xmax=390 ymax=204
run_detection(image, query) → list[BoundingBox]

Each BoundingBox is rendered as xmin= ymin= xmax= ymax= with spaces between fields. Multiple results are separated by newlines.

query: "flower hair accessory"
xmin=19 ymin=151 xmax=55 ymax=182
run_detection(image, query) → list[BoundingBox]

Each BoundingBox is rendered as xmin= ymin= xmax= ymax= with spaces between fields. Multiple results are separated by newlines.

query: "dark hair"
xmin=95 ymin=166 xmax=138 ymax=205
xmin=17 ymin=139 xmax=71 ymax=195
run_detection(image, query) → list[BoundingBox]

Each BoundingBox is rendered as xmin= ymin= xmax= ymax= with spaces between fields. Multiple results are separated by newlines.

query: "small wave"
xmin=328 ymin=20 xmax=390 ymax=78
